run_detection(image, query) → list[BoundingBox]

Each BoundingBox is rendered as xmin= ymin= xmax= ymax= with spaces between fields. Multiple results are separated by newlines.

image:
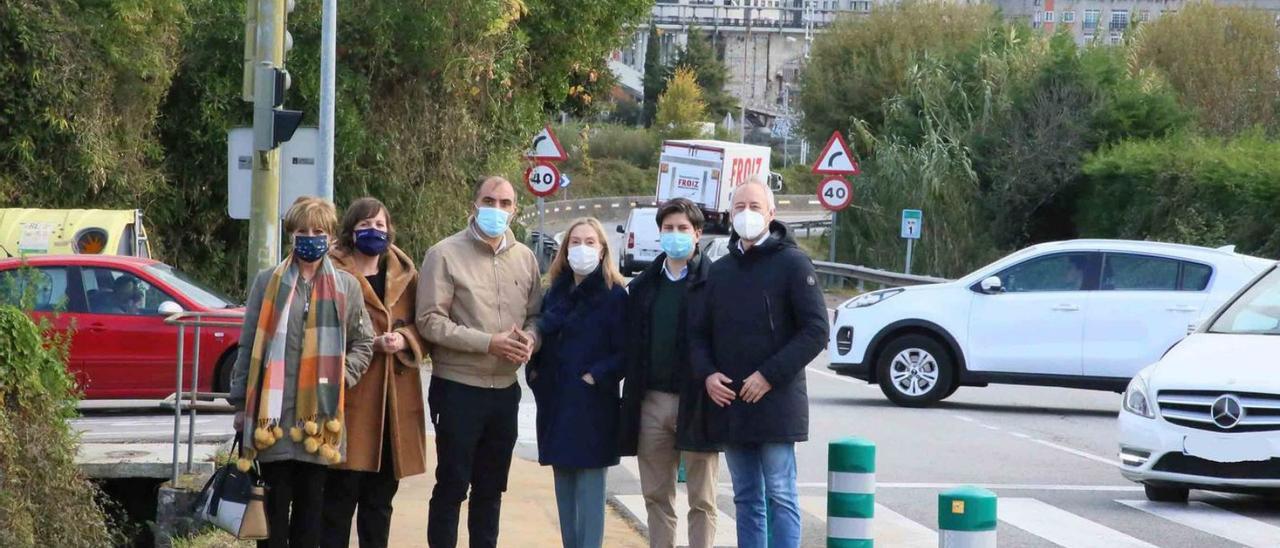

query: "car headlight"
xmin=844 ymin=288 xmax=905 ymax=309
xmin=1122 ymin=376 xmax=1155 ymax=419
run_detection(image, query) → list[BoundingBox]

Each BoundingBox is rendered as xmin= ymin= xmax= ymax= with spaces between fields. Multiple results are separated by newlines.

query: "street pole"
xmin=829 ymin=211 xmax=838 ymax=263
xmin=247 ymin=0 xmax=286 ymax=287
xmin=905 ymin=238 xmax=914 ymax=275
xmin=318 ymin=0 xmax=336 ymax=202
xmin=537 ymin=197 xmax=547 ymax=271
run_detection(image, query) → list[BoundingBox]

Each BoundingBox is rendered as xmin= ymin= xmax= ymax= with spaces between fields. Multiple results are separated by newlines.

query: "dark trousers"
xmin=257 ymin=460 xmax=328 ymax=548
xmin=426 ymin=377 xmax=521 ymax=548
xmin=320 ymin=430 xmax=400 ymax=548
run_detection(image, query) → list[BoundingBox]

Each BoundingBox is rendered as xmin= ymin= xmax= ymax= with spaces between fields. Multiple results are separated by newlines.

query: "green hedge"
xmin=1079 ymin=133 xmax=1280 ymax=258
xmin=0 ymin=306 xmax=114 ymax=547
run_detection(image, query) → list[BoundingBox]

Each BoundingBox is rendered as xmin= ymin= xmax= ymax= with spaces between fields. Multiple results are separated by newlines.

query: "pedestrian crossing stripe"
xmin=998 ymin=498 xmax=1158 ymax=548
xmin=1118 ymin=500 xmax=1280 ymax=548
xmin=618 ymin=490 xmax=1280 ymax=548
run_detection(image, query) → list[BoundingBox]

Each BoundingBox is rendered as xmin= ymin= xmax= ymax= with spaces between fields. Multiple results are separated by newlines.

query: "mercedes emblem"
xmin=1210 ymin=394 xmax=1245 ymax=429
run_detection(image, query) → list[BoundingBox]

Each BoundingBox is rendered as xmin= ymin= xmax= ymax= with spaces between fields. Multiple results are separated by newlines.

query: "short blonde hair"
xmin=548 ymin=217 xmax=626 ymax=289
xmin=283 ymin=196 xmax=338 ymax=235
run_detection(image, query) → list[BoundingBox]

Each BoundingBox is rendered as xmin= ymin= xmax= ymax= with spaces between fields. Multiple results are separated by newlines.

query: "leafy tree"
xmin=642 ymin=24 xmax=663 ymax=127
xmin=1131 ymin=3 xmax=1280 ymax=136
xmin=797 ymin=2 xmax=1001 ymax=148
xmin=671 ymin=28 xmax=737 ymax=118
xmin=655 ymin=68 xmax=708 ymax=141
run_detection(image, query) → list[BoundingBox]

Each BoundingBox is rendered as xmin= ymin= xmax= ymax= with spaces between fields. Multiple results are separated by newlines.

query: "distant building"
xmin=990 ymin=0 xmax=1280 ymax=45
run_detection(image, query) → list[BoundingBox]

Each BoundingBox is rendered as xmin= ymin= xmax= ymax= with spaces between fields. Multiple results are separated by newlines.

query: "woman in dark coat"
xmin=528 ymin=217 xmax=628 ymax=548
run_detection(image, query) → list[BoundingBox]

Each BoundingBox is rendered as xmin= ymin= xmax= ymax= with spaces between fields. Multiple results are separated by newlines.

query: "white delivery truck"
xmin=655 ymin=140 xmax=781 ymax=233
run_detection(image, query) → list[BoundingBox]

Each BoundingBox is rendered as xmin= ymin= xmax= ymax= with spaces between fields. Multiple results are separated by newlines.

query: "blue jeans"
xmin=552 ymin=467 xmax=607 ymax=548
xmin=724 ymin=443 xmax=800 ymax=548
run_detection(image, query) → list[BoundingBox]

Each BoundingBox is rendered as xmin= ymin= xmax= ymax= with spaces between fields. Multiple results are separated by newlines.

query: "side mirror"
xmin=158 ymin=301 xmax=184 ymax=316
xmin=980 ymin=276 xmax=1004 ymax=294
xmin=616 ymin=225 xmax=625 ymax=234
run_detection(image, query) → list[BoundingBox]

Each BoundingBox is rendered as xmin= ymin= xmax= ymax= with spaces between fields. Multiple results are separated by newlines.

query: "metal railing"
xmin=164 ymin=309 xmax=242 ymax=483
xmin=813 ymin=260 xmax=951 ymax=289
xmin=517 ymin=194 xmax=828 ymax=226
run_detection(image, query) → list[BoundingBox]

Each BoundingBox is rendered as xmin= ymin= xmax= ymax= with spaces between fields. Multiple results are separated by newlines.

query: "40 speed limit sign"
xmin=817 ymin=177 xmax=853 ymax=211
xmin=525 ymin=161 xmax=562 ymax=198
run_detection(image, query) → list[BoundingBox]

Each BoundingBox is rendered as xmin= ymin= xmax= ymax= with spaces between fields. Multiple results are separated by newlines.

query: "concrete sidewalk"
xmin=378 ymin=438 xmax=646 ymax=547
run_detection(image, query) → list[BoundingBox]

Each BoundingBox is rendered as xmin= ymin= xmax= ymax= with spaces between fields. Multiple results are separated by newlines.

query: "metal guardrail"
xmin=813 ymin=260 xmax=951 ymax=288
xmin=164 ymin=309 xmax=241 ymax=483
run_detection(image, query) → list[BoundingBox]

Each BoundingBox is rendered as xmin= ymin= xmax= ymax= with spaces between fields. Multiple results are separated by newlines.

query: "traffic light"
xmin=246 ymin=0 xmax=302 ymax=150
xmin=254 ymin=65 xmax=304 ymax=151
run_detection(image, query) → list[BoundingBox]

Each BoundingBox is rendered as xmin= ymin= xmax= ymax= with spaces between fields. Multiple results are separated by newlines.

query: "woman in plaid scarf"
xmin=230 ymin=196 xmax=375 ymax=548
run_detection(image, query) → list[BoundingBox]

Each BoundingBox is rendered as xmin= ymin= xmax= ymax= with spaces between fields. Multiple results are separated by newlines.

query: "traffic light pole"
xmin=246 ymin=0 xmax=287 ymax=287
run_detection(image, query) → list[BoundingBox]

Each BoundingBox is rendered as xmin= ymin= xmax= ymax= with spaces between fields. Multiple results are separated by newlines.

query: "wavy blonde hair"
xmin=548 ymin=217 xmax=626 ymax=289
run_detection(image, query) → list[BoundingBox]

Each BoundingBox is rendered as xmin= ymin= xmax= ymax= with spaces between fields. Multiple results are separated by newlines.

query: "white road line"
xmin=806 ymin=366 xmax=867 ymax=386
xmin=1000 ymin=498 xmax=1157 ymax=548
xmin=614 ymin=494 xmax=737 ymax=547
xmin=795 ymin=482 xmax=1143 ymax=492
xmin=619 ymin=456 xmax=641 ymax=480
xmin=1118 ymin=500 xmax=1280 ymax=548
xmin=799 ymin=496 xmax=937 ymax=547
xmin=947 ymin=415 xmax=1118 ymax=467
xmin=1026 ymin=437 xmax=1118 ymax=467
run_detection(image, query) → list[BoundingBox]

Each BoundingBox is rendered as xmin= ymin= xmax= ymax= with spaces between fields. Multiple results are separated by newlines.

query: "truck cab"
xmin=0 ymin=209 xmax=152 ymax=259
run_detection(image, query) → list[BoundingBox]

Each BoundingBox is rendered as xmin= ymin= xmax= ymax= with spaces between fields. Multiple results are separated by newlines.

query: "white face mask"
xmin=733 ymin=210 xmax=768 ymax=241
xmin=567 ymin=245 xmax=601 ymax=276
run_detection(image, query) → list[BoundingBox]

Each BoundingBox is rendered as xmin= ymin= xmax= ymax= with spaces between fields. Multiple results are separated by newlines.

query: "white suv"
xmin=1119 ymin=264 xmax=1280 ymax=502
xmin=616 ymin=207 xmax=661 ymax=277
xmin=828 ymin=240 xmax=1271 ymax=407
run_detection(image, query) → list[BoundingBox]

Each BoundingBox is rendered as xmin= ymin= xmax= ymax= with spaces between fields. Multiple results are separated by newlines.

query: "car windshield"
xmin=144 ymin=264 xmax=238 ymax=309
xmin=1209 ymin=267 xmax=1280 ymax=335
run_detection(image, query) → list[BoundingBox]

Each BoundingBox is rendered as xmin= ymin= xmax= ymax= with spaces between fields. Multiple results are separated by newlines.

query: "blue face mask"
xmin=293 ymin=234 xmax=329 ymax=263
xmin=660 ymin=231 xmax=695 ymax=260
xmin=475 ymin=207 xmax=510 ymax=238
xmin=354 ymin=228 xmax=389 ymax=256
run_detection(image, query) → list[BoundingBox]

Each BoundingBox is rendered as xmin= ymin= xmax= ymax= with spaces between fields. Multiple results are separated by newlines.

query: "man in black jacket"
xmin=690 ymin=181 xmax=829 ymax=548
xmin=619 ymin=198 xmax=721 ymax=548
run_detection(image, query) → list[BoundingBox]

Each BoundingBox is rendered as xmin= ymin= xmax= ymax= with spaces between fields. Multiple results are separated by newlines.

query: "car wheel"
xmin=876 ymin=334 xmax=955 ymax=408
xmin=1144 ymin=484 xmax=1189 ymax=503
xmin=216 ymin=352 xmax=236 ymax=393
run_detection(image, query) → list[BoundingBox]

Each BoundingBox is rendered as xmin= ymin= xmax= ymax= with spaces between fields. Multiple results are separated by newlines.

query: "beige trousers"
xmin=637 ymin=391 xmax=719 ymax=548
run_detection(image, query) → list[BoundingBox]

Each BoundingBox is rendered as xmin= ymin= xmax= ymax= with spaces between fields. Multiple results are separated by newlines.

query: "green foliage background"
xmin=1 ymin=0 xmax=650 ymax=298
xmin=797 ymin=3 xmax=1271 ymax=277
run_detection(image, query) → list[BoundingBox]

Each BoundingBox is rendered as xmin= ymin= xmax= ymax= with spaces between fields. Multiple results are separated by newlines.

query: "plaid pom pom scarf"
xmin=241 ymin=256 xmax=347 ymax=456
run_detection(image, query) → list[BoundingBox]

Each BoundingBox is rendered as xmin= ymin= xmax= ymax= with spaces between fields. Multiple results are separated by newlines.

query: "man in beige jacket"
xmin=417 ymin=176 xmax=543 ymax=548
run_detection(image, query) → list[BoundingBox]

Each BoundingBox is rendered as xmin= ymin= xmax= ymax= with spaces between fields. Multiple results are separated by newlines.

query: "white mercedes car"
xmin=828 ymin=240 xmax=1272 ymax=407
xmin=1119 ymin=263 xmax=1280 ymax=502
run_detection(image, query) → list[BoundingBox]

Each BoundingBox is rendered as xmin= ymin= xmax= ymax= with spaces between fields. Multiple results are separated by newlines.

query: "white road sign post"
xmin=901 ymin=209 xmax=922 ymax=275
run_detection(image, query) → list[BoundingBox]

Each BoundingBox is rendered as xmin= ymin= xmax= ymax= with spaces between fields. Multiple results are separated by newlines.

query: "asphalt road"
xmin=606 ymin=352 xmax=1280 ymax=548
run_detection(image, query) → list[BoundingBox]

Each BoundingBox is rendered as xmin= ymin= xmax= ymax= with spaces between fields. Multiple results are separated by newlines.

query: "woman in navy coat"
xmin=528 ymin=217 xmax=628 ymax=548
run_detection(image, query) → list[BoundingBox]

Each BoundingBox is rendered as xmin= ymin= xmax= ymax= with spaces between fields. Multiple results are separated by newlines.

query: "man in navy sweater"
xmin=690 ymin=180 xmax=829 ymax=548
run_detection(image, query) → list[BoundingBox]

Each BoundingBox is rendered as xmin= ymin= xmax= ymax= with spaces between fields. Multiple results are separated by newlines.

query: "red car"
xmin=0 ymin=255 xmax=245 ymax=399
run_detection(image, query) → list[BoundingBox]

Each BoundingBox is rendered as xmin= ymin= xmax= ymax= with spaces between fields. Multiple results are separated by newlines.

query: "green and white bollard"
xmin=938 ymin=486 xmax=997 ymax=548
xmin=827 ymin=437 xmax=876 ymax=547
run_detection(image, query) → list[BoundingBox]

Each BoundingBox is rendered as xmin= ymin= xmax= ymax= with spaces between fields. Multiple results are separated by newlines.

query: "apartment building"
xmin=993 ymin=0 xmax=1280 ymax=45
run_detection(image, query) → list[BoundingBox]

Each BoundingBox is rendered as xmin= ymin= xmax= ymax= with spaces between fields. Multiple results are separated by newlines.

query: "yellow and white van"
xmin=0 ymin=209 xmax=152 ymax=258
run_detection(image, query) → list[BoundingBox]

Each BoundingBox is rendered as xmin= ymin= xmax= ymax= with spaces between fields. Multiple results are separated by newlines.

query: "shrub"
xmin=1079 ymin=133 xmax=1280 ymax=257
xmin=0 ymin=305 xmax=114 ymax=547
